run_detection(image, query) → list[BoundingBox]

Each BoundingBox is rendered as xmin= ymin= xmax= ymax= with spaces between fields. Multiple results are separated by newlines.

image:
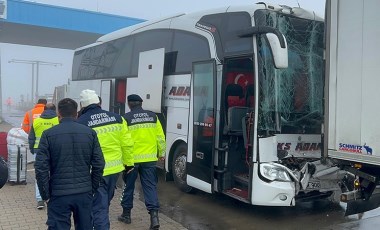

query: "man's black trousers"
xmin=46 ymin=192 xmax=93 ymax=230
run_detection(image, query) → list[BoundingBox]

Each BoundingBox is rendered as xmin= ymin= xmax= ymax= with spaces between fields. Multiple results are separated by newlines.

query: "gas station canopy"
xmin=0 ymin=0 xmax=145 ymax=49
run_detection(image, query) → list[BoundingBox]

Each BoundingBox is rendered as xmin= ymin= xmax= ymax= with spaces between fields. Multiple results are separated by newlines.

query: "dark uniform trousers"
xmin=47 ymin=192 xmax=92 ymax=230
xmin=93 ymin=173 xmax=120 ymax=230
xmin=121 ymin=162 xmax=160 ymax=211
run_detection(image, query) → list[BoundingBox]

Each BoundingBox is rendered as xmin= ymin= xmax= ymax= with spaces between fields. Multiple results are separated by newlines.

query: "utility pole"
xmin=32 ymin=64 xmax=35 ymax=104
xmin=8 ymin=59 xmax=62 ymax=102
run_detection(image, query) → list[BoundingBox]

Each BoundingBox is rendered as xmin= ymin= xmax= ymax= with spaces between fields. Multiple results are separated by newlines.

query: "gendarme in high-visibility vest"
xmin=77 ymin=105 xmax=134 ymax=176
xmin=28 ymin=109 xmax=59 ymax=151
xmin=33 ymin=117 xmax=59 ymax=148
xmin=123 ymin=106 xmax=166 ymax=163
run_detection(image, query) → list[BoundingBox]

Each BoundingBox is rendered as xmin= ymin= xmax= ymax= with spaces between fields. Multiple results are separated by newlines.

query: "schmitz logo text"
xmin=339 ymin=143 xmax=373 ymax=155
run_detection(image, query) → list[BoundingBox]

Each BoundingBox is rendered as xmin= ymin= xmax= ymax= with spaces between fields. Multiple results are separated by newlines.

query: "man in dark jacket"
xmin=29 ymin=103 xmax=59 ymax=210
xmin=35 ymin=98 xmax=105 ymax=230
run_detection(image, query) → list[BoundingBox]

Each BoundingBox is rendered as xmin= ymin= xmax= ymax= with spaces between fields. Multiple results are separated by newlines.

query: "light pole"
xmin=8 ymin=59 xmax=62 ymax=102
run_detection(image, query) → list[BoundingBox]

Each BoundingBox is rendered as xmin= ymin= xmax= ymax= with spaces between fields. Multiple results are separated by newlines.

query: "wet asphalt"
xmin=133 ymin=170 xmax=380 ymax=230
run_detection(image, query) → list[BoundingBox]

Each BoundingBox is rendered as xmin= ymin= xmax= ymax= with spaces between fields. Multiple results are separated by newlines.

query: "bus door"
xmin=187 ymin=60 xmax=217 ymax=193
xmin=113 ymin=79 xmax=126 ymax=115
xmin=221 ymin=56 xmax=255 ymax=201
xmin=126 ymin=48 xmax=165 ymax=113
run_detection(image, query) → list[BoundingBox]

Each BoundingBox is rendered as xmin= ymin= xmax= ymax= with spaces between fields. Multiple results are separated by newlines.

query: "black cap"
xmin=127 ymin=94 xmax=143 ymax=102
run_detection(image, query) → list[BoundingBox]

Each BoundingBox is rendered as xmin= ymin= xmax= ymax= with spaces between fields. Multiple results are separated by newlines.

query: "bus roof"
xmin=96 ymin=13 xmax=186 ymax=43
xmin=75 ymin=2 xmax=322 ymax=51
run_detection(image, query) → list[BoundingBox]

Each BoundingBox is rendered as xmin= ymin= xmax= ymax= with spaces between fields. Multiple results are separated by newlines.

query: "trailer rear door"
xmin=326 ymin=0 xmax=380 ymax=165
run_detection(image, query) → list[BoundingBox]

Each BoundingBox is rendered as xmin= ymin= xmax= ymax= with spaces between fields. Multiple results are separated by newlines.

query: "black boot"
xmin=118 ymin=208 xmax=131 ymax=224
xmin=149 ymin=210 xmax=160 ymax=229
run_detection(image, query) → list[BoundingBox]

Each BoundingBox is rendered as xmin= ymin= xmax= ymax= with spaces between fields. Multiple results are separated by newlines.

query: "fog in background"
xmin=0 ymin=0 xmax=325 ymax=108
xmin=0 ymin=44 xmax=72 ymax=107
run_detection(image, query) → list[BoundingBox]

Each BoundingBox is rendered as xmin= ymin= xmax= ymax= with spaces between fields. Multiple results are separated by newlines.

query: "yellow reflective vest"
xmin=77 ymin=105 xmax=134 ymax=176
xmin=29 ymin=114 xmax=59 ymax=149
xmin=123 ymin=107 xmax=166 ymax=163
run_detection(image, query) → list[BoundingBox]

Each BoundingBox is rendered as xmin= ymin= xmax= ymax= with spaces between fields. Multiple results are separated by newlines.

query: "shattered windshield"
xmin=255 ymin=10 xmax=324 ymax=134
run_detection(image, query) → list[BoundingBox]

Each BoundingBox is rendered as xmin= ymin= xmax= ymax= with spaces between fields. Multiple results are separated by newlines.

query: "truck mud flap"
xmin=345 ymin=193 xmax=380 ymax=216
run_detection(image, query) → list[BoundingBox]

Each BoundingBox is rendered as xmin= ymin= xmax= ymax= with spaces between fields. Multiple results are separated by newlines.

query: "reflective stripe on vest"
xmin=134 ymin=153 xmax=157 ymax=161
xmin=105 ymin=159 xmax=123 ymax=169
xmin=94 ymin=125 xmax=122 ymax=135
xmin=34 ymin=137 xmax=41 ymax=149
xmin=128 ymin=123 xmax=156 ymax=131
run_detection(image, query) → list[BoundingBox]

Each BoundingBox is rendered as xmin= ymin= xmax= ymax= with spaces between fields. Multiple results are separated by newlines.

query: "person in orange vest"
xmin=22 ymin=99 xmax=47 ymax=134
xmin=5 ymin=97 xmax=12 ymax=111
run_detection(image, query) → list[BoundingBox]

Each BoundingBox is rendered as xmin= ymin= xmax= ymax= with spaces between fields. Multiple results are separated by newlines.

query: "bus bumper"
xmin=251 ymin=163 xmax=295 ymax=206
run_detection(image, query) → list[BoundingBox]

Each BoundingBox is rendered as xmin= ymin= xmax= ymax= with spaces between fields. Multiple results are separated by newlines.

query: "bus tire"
xmin=172 ymin=143 xmax=193 ymax=193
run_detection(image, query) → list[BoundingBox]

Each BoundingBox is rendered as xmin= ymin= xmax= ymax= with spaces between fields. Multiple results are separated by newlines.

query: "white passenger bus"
xmin=71 ymin=3 xmax=347 ymax=206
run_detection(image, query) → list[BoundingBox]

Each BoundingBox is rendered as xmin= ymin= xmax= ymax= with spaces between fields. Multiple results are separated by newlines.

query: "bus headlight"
xmin=260 ymin=163 xmax=292 ymax=182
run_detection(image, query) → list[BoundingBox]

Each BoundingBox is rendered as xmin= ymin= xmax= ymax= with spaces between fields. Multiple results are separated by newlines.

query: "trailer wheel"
xmin=172 ymin=143 xmax=193 ymax=193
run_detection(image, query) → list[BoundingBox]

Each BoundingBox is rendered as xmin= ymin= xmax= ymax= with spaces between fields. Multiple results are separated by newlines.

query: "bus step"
xmin=224 ymin=188 xmax=249 ymax=203
xmin=233 ymin=174 xmax=249 ymax=186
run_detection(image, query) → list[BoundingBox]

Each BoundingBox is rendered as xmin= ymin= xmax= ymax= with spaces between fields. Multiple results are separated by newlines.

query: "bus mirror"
xmin=265 ymin=33 xmax=288 ymax=69
xmin=237 ymin=26 xmax=288 ymax=69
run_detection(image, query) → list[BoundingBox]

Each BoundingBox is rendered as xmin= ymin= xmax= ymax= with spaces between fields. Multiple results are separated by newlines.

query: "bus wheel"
xmin=172 ymin=143 xmax=193 ymax=193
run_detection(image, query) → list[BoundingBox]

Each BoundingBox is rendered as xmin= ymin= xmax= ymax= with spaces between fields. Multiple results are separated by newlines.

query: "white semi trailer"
xmin=324 ymin=0 xmax=380 ymax=215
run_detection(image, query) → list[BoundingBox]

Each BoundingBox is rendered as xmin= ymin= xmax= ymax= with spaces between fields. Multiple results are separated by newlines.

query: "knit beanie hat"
xmin=80 ymin=89 xmax=100 ymax=108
